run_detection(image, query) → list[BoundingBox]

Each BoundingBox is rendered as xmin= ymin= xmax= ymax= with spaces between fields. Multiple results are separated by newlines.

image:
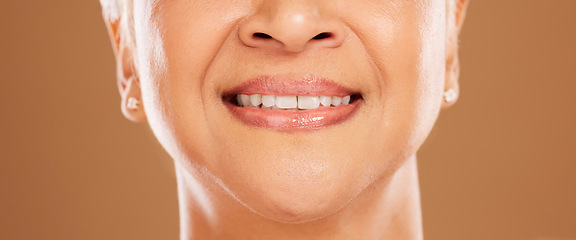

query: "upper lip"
xmin=222 ymin=75 xmax=360 ymax=97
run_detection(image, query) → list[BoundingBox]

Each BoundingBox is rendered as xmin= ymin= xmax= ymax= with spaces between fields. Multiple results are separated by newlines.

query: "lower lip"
xmin=225 ymin=101 xmax=361 ymax=132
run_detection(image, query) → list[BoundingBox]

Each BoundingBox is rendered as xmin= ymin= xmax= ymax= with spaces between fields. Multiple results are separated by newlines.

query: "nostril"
xmin=253 ymin=32 xmax=273 ymax=39
xmin=312 ymin=32 xmax=332 ymax=40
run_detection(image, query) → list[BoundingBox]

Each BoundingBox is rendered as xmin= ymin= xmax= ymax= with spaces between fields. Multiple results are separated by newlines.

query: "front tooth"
xmin=276 ymin=96 xmax=297 ymax=109
xmin=298 ymin=96 xmax=320 ymax=109
xmin=342 ymin=95 xmax=351 ymax=105
xmin=261 ymin=95 xmax=276 ymax=107
xmin=250 ymin=94 xmax=262 ymax=107
xmin=331 ymin=96 xmax=342 ymax=106
xmin=238 ymin=94 xmax=250 ymax=107
xmin=319 ymin=96 xmax=331 ymax=107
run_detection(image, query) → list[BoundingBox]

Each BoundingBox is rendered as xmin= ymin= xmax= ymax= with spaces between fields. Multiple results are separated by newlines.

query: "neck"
xmin=175 ymin=156 xmax=423 ymax=240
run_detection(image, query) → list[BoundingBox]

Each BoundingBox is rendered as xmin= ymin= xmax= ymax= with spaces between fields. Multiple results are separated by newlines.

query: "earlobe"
xmin=442 ymin=51 xmax=460 ymax=109
xmin=103 ymin=12 xmax=146 ymax=122
xmin=120 ymin=77 xmax=147 ymax=122
xmin=116 ymin=44 xmax=146 ymax=122
xmin=442 ymin=0 xmax=469 ymax=109
xmin=116 ymin=40 xmax=146 ymax=122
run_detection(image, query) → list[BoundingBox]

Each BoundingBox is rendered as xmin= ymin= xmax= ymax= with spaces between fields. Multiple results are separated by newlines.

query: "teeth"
xmin=250 ymin=94 xmax=262 ymax=107
xmin=276 ymin=96 xmax=298 ymax=109
xmin=298 ymin=96 xmax=320 ymax=109
xmin=238 ymin=94 xmax=250 ymax=107
xmin=319 ymin=96 xmax=332 ymax=107
xmin=342 ymin=95 xmax=350 ymax=105
xmin=261 ymin=95 xmax=276 ymax=107
xmin=331 ymin=96 xmax=342 ymax=106
xmin=236 ymin=94 xmax=353 ymax=109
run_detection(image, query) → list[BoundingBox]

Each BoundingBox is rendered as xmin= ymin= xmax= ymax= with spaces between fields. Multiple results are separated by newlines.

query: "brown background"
xmin=1 ymin=1 xmax=575 ymax=239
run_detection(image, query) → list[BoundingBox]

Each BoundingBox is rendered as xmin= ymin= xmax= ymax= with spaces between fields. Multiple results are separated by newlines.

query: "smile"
xmin=236 ymin=94 xmax=353 ymax=109
xmin=222 ymin=76 xmax=363 ymax=131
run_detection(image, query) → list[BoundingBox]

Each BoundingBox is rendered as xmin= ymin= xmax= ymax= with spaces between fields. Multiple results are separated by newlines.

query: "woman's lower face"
xmin=133 ymin=0 xmax=449 ymax=223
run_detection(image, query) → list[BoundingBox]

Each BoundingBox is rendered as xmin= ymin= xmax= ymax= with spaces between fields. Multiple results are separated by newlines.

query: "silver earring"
xmin=443 ymin=89 xmax=457 ymax=103
xmin=127 ymin=97 xmax=141 ymax=110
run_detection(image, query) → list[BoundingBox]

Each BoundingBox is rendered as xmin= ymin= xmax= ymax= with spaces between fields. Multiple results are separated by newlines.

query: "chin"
xmin=236 ymin=178 xmax=361 ymax=223
xmin=214 ymin=148 xmax=373 ymax=224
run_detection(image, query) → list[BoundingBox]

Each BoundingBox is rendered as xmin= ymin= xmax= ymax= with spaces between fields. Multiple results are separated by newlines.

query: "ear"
xmin=443 ymin=0 xmax=469 ymax=108
xmin=103 ymin=14 xmax=147 ymax=122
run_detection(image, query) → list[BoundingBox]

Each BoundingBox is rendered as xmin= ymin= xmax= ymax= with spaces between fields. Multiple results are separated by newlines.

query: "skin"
xmin=102 ymin=0 xmax=469 ymax=239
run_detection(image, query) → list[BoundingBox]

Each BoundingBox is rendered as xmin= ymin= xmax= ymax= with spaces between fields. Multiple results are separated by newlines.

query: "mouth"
xmin=222 ymin=76 xmax=363 ymax=131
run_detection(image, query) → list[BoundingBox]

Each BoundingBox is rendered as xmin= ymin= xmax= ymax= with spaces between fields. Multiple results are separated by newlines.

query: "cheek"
xmin=376 ymin=0 xmax=447 ymax=153
xmin=133 ymin=1 xmax=252 ymax=167
xmin=332 ymin=0 xmax=448 ymax=181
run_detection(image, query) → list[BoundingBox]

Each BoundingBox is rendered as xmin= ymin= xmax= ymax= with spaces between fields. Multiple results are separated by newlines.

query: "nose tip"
xmin=248 ymin=31 xmax=341 ymax=52
xmin=238 ymin=2 xmax=345 ymax=52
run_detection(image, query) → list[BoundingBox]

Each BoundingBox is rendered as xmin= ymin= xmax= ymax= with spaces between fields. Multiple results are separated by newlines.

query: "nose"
xmin=238 ymin=0 xmax=346 ymax=53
